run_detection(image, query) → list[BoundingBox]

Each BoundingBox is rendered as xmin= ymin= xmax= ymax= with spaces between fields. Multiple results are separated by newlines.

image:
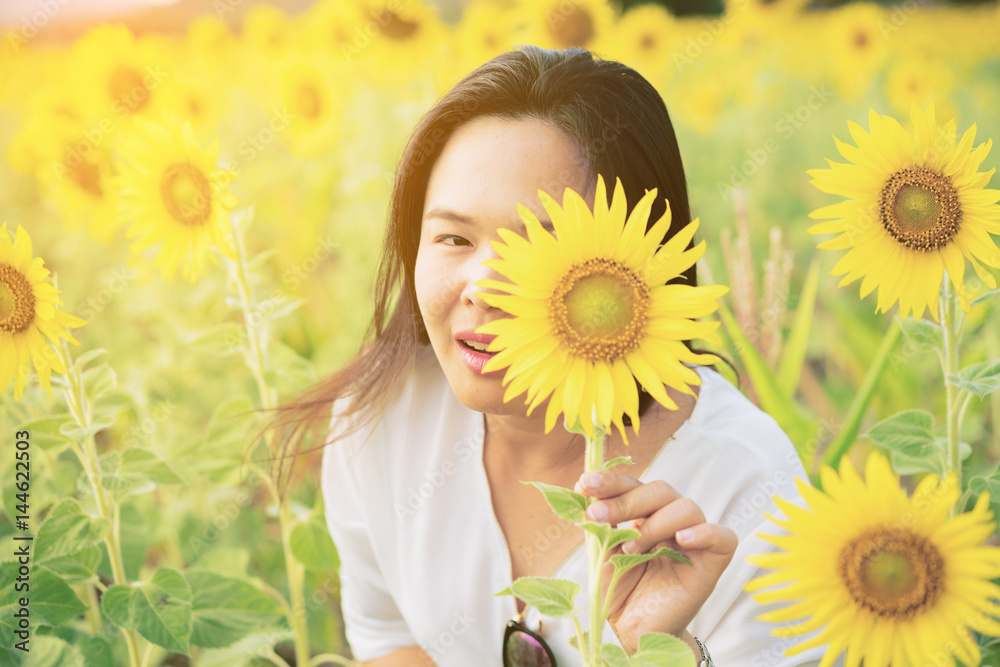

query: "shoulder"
xmin=321 ymin=346 xmax=463 ymax=487
xmin=659 ymin=366 xmax=809 ymax=536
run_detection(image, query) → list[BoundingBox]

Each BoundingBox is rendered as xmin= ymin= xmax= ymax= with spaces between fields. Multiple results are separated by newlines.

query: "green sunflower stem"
xmin=58 ymin=340 xmax=143 ymax=667
xmin=585 ymin=429 xmax=605 ymax=667
xmin=227 ymin=211 xmax=310 ymax=666
xmin=940 ymin=279 xmax=963 ymax=502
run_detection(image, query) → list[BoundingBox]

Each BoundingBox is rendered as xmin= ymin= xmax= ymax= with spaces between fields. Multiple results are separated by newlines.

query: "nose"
xmin=461 ymin=249 xmax=504 ymax=311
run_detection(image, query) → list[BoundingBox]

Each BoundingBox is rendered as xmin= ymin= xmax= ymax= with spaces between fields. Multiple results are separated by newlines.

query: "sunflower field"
xmin=1 ymin=0 xmax=1000 ymax=665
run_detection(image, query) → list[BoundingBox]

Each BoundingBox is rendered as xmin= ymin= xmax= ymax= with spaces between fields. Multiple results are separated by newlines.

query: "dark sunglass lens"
xmin=505 ymin=629 xmax=553 ymax=667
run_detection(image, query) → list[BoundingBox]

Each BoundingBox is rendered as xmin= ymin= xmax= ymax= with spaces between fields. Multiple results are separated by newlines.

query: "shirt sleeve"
xmin=700 ymin=525 xmax=834 ymax=667
xmin=321 ymin=408 xmax=417 ymax=662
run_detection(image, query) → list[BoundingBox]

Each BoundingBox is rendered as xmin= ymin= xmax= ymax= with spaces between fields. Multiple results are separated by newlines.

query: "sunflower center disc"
xmin=109 ymin=66 xmax=150 ymax=113
xmin=161 ymin=163 xmax=213 ymax=226
xmin=64 ymin=147 xmax=103 ymax=198
xmin=838 ymin=527 xmax=945 ymax=618
xmin=551 ymin=258 xmax=648 ymax=362
xmin=298 ymin=84 xmax=322 ymax=120
xmin=550 ymin=8 xmax=594 ymax=47
xmin=0 ymin=264 xmax=36 ymax=334
xmin=879 ymin=166 xmax=962 ymax=252
xmin=380 ymin=10 xmax=420 ymax=40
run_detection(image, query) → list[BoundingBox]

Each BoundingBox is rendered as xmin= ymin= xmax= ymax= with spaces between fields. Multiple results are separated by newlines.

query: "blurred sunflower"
xmin=476 ymin=175 xmax=727 ymax=439
xmin=272 ymin=53 xmax=343 ymax=158
xmin=453 ymin=0 xmax=517 ymax=72
xmin=884 ymin=57 xmax=954 ymax=118
xmin=825 ymin=3 xmax=889 ymax=99
xmin=34 ymin=117 xmax=120 ymax=242
xmin=242 ymin=4 xmax=296 ymax=62
xmin=70 ymin=24 xmax=168 ymax=124
xmin=512 ymin=0 xmax=618 ymax=51
xmin=353 ymin=0 xmax=448 ymax=78
xmin=300 ymin=0 xmax=366 ymax=61
xmin=606 ymin=3 xmax=675 ymax=86
xmin=0 ymin=224 xmax=87 ymax=400
xmin=808 ymin=105 xmax=1000 ymax=320
xmin=746 ymin=451 xmax=1000 ymax=667
xmin=115 ymin=115 xmax=239 ymax=282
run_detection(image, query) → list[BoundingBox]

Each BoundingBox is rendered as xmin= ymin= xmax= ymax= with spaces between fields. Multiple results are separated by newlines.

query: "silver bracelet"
xmin=693 ymin=636 xmax=714 ymax=667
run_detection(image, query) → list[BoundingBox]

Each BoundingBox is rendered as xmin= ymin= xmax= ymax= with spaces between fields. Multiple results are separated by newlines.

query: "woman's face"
xmin=416 ymin=115 xmax=594 ymax=416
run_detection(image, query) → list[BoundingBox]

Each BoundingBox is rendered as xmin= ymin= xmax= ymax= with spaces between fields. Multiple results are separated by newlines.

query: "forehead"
xmin=423 ymin=115 xmax=594 ymax=221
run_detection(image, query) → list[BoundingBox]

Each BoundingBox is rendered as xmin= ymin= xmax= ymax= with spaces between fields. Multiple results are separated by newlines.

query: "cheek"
xmin=414 ymin=247 xmax=454 ymax=333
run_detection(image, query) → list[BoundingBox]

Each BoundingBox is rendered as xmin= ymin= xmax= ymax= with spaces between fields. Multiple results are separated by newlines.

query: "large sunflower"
xmin=0 ymin=224 xmax=87 ymax=401
xmin=476 ymin=175 xmax=728 ymax=439
xmin=808 ymin=105 xmax=1000 ymax=320
xmin=115 ymin=115 xmax=239 ymax=282
xmin=745 ymin=451 xmax=1000 ymax=667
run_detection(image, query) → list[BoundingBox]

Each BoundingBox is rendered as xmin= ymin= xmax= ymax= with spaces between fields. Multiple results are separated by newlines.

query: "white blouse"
xmin=321 ymin=348 xmax=833 ymax=666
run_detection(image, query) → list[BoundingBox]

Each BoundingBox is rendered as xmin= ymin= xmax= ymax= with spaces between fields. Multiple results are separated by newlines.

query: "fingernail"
xmin=676 ymin=528 xmax=695 ymax=542
xmin=581 ymin=472 xmax=601 ymax=489
xmin=589 ymin=503 xmax=608 ymax=521
xmin=622 ymin=540 xmax=636 ymax=554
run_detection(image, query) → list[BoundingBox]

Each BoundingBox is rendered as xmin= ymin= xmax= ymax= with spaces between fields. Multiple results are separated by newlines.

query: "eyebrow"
xmin=423 ymin=207 xmax=555 ymax=234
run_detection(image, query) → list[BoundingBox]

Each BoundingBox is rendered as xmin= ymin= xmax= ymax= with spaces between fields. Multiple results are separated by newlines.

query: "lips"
xmin=454 ymin=330 xmax=503 ymax=375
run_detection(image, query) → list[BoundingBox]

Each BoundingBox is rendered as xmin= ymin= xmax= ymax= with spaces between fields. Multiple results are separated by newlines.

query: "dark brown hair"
xmin=262 ymin=45 xmax=699 ymax=489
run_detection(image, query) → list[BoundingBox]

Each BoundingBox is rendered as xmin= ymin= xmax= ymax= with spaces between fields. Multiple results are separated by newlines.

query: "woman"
xmin=275 ymin=46 xmax=828 ymax=666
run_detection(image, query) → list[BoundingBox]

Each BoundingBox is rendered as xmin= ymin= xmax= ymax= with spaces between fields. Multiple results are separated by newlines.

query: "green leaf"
xmin=866 ymin=410 xmax=937 ymax=454
xmin=600 ymin=643 xmax=630 ymax=667
xmin=289 ymin=520 xmax=339 ymax=571
xmin=12 ymin=415 xmax=73 ymax=451
xmin=578 ymin=521 xmax=641 ymax=552
xmin=948 ymin=360 xmax=1000 ymax=399
xmin=12 ymin=634 xmax=82 ymax=667
xmin=718 ymin=303 xmax=813 ymax=451
xmin=59 ymin=413 xmax=115 ymax=444
xmin=524 ymin=482 xmax=588 ymax=522
xmin=495 ymin=577 xmax=580 ymax=618
xmin=68 ymin=348 xmax=109 ymax=374
xmin=29 ymin=569 xmax=88 ymax=626
xmin=610 ymin=547 xmax=691 ymax=577
xmin=968 ymin=469 xmax=1000 ymax=519
xmin=185 ymin=571 xmax=285 ymax=649
xmin=81 ymin=363 xmax=117 ymax=400
xmin=603 ymin=456 xmax=634 ymax=471
xmin=34 ymin=502 xmax=111 ymax=564
xmin=898 ymin=316 xmax=943 ymax=352
xmin=971 ymin=288 xmax=1000 ymax=306
xmin=101 ymin=447 xmax=185 ymax=496
xmin=38 ymin=546 xmax=100 ymax=582
xmin=777 ymin=259 xmax=820 ymax=398
xmin=820 ymin=318 xmax=904 ymax=477
xmin=631 ymin=632 xmax=697 ymax=667
xmin=101 ymin=568 xmax=192 ymax=654
xmin=190 ymin=548 xmax=250 ymax=577
xmin=186 ymin=323 xmax=246 ymax=356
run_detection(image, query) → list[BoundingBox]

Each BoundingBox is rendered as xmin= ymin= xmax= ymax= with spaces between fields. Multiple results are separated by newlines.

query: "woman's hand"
xmin=574 ymin=470 xmax=738 ymax=654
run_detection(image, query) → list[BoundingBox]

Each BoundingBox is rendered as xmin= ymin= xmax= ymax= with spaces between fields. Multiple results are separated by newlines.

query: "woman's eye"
xmin=437 ymin=235 xmax=471 ymax=247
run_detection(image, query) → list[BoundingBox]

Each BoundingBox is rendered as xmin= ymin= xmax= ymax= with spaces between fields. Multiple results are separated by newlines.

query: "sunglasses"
xmin=502 ymin=607 xmax=558 ymax=667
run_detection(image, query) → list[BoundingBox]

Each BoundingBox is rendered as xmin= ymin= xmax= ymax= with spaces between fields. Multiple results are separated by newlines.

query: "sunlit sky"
xmin=0 ymin=0 xmax=186 ymax=26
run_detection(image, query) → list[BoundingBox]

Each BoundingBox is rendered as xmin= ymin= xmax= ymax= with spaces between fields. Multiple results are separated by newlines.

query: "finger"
xmin=574 ymin=470 xmax=642 ymax=499
xmin=621 ymin=496 xmax=705 ymax=554
xmin=583 ymin=479 xmax=682 ymax=525
xmin=675 ymin=522 xmax=739 ymax=561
